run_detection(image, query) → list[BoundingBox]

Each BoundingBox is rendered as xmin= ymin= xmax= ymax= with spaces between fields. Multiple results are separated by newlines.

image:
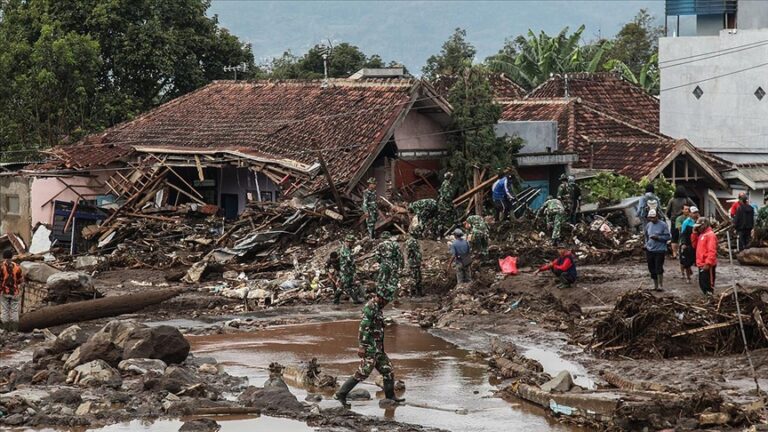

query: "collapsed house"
xmin=1 ymin=78 xmax=452 ymax=249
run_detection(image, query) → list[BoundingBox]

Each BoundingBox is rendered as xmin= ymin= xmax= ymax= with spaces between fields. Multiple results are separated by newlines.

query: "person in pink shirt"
xmin=694 ymin=217 xmax=717 ymax=296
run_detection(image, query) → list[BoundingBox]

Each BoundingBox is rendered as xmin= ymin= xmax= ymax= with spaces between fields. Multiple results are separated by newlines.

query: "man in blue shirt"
xmin=644 ymin=209 xmax=671 ymax=291
xmin=448 ymin=229 xmax=472 ymax=284
xmin=492 ymin=174 xmax=516 ymax=222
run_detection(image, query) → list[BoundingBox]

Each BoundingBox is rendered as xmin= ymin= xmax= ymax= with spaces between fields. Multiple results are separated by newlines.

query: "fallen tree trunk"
xmin=737 ymin=247 xmax=768 ymax=266
xmin=20 ymin=288 xmax=183 ymax=332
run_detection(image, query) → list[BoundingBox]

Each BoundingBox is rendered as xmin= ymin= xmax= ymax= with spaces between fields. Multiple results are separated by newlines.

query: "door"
xmin=220 ymin=193 xmax=239 ymax=220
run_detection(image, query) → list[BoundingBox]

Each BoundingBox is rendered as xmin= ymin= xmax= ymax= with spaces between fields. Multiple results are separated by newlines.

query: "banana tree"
xmin=603 ymin=52 xmax=659 ymax=95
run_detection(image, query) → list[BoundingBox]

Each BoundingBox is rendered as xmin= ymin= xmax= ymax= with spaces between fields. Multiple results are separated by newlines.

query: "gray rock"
xmin=347 ymin=388 xmax=371 ymax=400
xmin=4 ymin=413 xmax=25 ymax=425
xmin=49 ymin=388 xmax=82 ymax=405
xmin=118 ymin=358 xmax=167 ymax=375
xmin=305 ymin=393 xmax=323 ymax=402
xmin=238 ymin=385 xmax=304 ymax=415
xmin=179 ymin=418 xmax=221 ymax=432
xmin=144 ymin=365 xmax=197 ymax=394
xmin=74 ymin=255 xmax=100 ymax=269
xmin=68 ymin=360 xmax=122 ymax=388
xmin=540 ymin=370 xmax=574 ymax=393
xmin=64 ymin=320 xmax=144 ymax=370
xmin=52 ymin=325 xmax=88 ymax=353
xmin=122 ymin=325 xmax=190 ymax=364
xmin=20 ymin=261 xmax=59 ymax=284
xmin=46 ymin=271 xmax=94 ymax=291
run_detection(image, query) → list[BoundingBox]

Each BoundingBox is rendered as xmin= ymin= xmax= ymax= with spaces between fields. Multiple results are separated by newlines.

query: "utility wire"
xmin=660 ymin=61 xmax=768 ymax=93
xmin=659 ymin=39 xmax=768 ymax=67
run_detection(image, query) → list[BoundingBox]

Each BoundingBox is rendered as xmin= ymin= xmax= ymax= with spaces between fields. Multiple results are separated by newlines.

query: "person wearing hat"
xmin=436 ymin=171 xmax=457 ymax=236
xmin=538 ymin=195 xmax=566 ymax=246
xmin=694 ymin=217 xmax=717 ymax=296
xmin=362 ymin=178 xmax=379 ymax=239
xmin=336 ymin=235 xmax=362 ymax=304
xmin=376 ymin=232 xmax=404 ymax=302
xmin=334 ymin=288 xmax=404 ymax=408
xmin=733 ymin=193 xmax=755 ymax=251
xmin=636 ymin=184 xmax=663 ymax=228
xmin=448 ymin=228 xmax=472 ymax=284
xmin=644 ymin=208 xmax=671 ymax=291
xmin=678 ymin=205 xmax=700 ymax=283
xmin=405 ymin=231 xmax=423 ymax=297
xmin=666 ymin=186 xmax=695 ymax=259
xmin=492 ymin=171 xmax=517 ymax=222
xmin=536 ymin=246 xmax=577 ymax=289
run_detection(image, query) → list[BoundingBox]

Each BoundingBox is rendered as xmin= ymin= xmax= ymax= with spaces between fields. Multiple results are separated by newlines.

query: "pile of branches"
xmin=591 ymin=287 xmax=768 ymax=359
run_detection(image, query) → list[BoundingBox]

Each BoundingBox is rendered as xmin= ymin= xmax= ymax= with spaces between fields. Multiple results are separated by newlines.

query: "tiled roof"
xmin=42 ymin=79 xmax=443 ymax=189
xmin=526 ymin=73 xmax=659 ymax=132
xmin=500 ymin=99 xmax=663 ymax=167
xmin=431 ymin=73 xmax=526 ymax=101
xmin=585 ymin=138 xmax=677 ymax=180
xmin=38 ymin=143 xmax=135 ymax=170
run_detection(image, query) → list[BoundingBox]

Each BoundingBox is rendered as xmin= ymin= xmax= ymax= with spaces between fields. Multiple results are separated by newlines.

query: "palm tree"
xmin=488 ymin=25 xmax=609 ymax=90
xmin=603 ymin=52 xmax=659 ymax=95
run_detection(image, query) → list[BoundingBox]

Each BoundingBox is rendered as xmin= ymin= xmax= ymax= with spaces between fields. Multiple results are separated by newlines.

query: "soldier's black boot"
xmin=383 ymin=378 xmax=405 ymax=403
xmin=334 ymin=377 xmax=359 ymax=408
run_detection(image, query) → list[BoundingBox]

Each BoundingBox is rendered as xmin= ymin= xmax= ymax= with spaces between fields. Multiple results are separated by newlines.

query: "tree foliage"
xmin=0 ymin=0 xmax=255 ymax=160
xmin=422 ymin=28 xmax=476 ymax=80
xmin=444 ymin=66 xmax=522 ymax=188
xmin=603 ymin=52 xmax=659 ymax=95
xmin=265 ymin=42 xmax=392 ymax=79
xmin=605 ymin=9 xmax=662 ymax=79
xmin=583 ymin=173 xmax=674 ymax=207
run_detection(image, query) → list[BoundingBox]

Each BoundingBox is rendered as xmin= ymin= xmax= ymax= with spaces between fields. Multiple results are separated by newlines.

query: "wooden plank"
xmin=194 ymin=155 xmax=205 ymax=181
xmin=124 ymin=212 xmax=181 ymax=223
xmin=453 ymin=176 xmax=498 ymax=206
xmin=167 ymin=182 xmax=206 ymax=205
xmin=671 ymin=321 xmax=737 ymax=337
xmin=160 ymin=162 xmax=204 ymax=199
xmin=318 ymin=155 xmax=347 ymax=218
xmin=63 ymin=200 xmax=79 ymax=233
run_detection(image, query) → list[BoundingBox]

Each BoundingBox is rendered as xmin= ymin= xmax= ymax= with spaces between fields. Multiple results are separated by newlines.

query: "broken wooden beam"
xmin=453 ymin=176 xmax=498 ymax=207
xmin=671 ymin=321 xmax=737 ymax=337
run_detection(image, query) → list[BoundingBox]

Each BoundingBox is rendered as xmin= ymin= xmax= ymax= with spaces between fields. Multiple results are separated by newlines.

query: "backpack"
xmin=642 ymin=195 xmax=660 ymax=218
xmin=1 ymin=261 xmax=21 ymax=296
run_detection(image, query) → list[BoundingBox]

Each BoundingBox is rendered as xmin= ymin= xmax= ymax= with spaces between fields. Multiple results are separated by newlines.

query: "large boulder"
xmin=68 ymin=360 xmax=122 ymax=388
xmin=64 ymin=320 xmax=143 ymax=370
xmin=540 ymin=370 xmax=574 ymax=393
xmin=122 ymin=325 xmax=190 ymax=364
xmin=20 ymin=261 xmax=60 ymax=284
xmin=46 ymin=271 xmax=94 ymax=292
xmin=737 ymin=247 xmax=768 ymax=266
xmin=144 ymin=365 xmax=198 ymax=394
xmin=51 ymin=325 xmax=88 ymax=353
xmin=237 ymin=385 xmax=304 ymax=415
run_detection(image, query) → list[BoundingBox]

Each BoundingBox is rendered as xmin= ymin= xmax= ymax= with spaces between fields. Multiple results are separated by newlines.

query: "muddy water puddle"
xmin=190 ymin=320 xmax=584 ymax=432
xmin=16 ymin=415 xmax=314 ymax=432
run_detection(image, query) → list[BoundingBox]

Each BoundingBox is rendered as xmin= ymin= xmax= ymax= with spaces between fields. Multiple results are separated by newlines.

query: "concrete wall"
xmin=394 ymin=110 xmax=447 ymax=151
xmin=696 ymin=14 xmax=725 ymax=35
xmin=659 ymin=29 xmax=768 ymax=163
xmin=29 ymin=174 xmax=110 ymax=228
xmin=738 ymin=0 xmax=768 ymax=30
xmin=495 ymin=121 xmax=558 ymax=154
xmin=218 ymin=167 xmax=279 ymax=214
xmin=0 ymin=175 xmax=32 ymax=244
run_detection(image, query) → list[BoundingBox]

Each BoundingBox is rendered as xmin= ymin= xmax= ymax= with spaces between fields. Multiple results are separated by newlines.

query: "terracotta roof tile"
xmin=431 ymin=73 xmax=526 ymax=100
xmin=526 ymin=73 xmax=659 ymax=132
xmin=586 ymin=138 xmax=677 ymax=180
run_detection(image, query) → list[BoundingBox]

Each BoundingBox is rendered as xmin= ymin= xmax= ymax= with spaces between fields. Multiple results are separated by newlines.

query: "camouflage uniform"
xmin=362 ymin=182 xmax=378 ymax=239
xmin=408 ymin=198 xmax=438 ymax=238
xmin=466 ymin=215 xmax=490 ymax=257
xmin=557 ymin=180 xmax=573 ymax=220
xmin=540 ymin=198 xmax=566 ymax=243
xmin=337 ymin=242 xmax=360 ymax=303
xmin=376 ymin=234 xmax=404 ymax=301
xmin=436 ymin=174 xmax=456 ymax=235
xmin=405 ymin=235 xmax=423 ymax=296
xmin=354 ymin=299 xmax=393 ymax=381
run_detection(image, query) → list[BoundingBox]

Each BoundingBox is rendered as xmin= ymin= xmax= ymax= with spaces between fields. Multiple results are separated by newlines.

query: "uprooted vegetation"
xmin=591 ymin=287 xmax=768 ymax=359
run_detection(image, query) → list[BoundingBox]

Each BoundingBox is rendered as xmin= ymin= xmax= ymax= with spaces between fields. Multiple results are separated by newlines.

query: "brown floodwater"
xmin=189 ymin=320 xmax=585 ymax=432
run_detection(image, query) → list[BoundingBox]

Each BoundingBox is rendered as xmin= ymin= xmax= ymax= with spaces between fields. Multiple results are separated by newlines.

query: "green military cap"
xmin=380 ymin=231 xmax=391 ymax=239
xmin=367 ymin=177 xmax=377 ymax=184
xmin=559 ymin=174 xmax=568 ymax=181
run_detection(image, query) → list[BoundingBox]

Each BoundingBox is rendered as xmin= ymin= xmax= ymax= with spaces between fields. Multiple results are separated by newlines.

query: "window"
xmin=756 ymin=87 xmax=766 ymax=101
xmin=5 ymin=195 xmax=20 ymax=215
xmin=692 ymin=86 xmax=703 ymax=99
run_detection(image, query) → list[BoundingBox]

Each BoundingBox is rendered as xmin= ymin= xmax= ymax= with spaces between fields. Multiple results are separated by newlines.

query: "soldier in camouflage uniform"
xmin=436 ymin=172 xmax=457 ymax=236
xmin=334 ymin=288 xmax=405 ymax=408
xmin=336 ymin=235 xmax=362 ymax=304
xmin=464 ymin=215 xmax=490 ymax=257
xmin=408 ymin=198 xmax=438 ymax=239
xmin=376 ymin=232 xmax=404 ymax=302
xmin=362 ymin=178 xmax=379 ymax=239
xmin=538 ymin=196 xmax=566 ymax=245
xmin=557 ymin=174 xmax=575 ymax=223
xmin=405 ymin=232 xmax=423 ymax=296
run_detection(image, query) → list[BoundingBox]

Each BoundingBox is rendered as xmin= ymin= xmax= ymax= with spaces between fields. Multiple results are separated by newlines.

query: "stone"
xmin=52 ymin=325 xmax=88 ymax=353
xmin=4 ymin=413 xmax=25 ymax=425
xmin=144 ymin=365 xmax=197 ymax=394
xmin=75 ymin=401 xmax=109 ymax=416
xmin=237 ymin=385 xmax=304 ymax=415
xmin=198 ymin=363 xmax=219 ymax=375
xmin=309 ymin=404 xmax=321 ymax=415
xmin=122 ymin=325 xmax=190 ymax=364
xmin=540 ymin=370 xmax=574 ymax=393
xmin=75 ymin=338 xmax=122 ymax=368
xmin=20 ymin=261 xmax=59 ymax=284
xmin=59 ymin=406 xmax=74 ymax=416
xmin=46 ymin=271 xmax=94 ymax=292
xmin=699 ymin=412 xmax=731 ymax=426
xmin=0 ymin=388 xmax=50 ymax=405
xmin=64 ymin=320 xmax=144 ymax=370
xmin=49 ymin=388 xmax=82 ymax=405
xmin=119 ymin=358 xmax=167 ymax=375
xmin=305 ymin=393 xmax=323 ymax=402
xmin=74 ymin=255 xmax=101 ymax=269
xmin=347 ymin=388 xmax=371 ymax=401
xmin=69 ymin=360 xmax=122 ymax=388
xmin=179 ymin=418 xmax=221 ymax=432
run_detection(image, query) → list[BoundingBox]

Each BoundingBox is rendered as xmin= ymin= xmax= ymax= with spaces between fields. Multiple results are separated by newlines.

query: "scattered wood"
xmin=671 ymin=321 xmax=737 ymax=338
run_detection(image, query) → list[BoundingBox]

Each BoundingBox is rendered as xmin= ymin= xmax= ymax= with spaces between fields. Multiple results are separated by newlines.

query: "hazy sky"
xmin=209 ymin=1 xmax=666 ymax=75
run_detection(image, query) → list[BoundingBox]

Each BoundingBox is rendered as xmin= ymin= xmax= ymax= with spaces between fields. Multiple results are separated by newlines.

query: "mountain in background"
xmin=208 ymin=0 xmax=665 ymax=75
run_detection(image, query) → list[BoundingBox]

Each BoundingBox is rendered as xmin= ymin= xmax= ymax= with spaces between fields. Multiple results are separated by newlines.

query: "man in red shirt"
xmin=694 ymin=218 xmax=717 ymax=296
xmin=729 ymin=192 xmax=747 ymax=218
xmin=538 ymin=247 xmax=577 ymax=289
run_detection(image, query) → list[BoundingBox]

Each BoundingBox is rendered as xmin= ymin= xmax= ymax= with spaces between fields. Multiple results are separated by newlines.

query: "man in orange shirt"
xmin=694 ymin=218 xmax=717 ymax=296
xmin=1 ymin=249 xmax=24 ymax=332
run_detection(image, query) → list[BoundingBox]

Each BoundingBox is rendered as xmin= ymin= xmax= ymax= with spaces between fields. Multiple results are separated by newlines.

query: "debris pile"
xmin=591 ymin=287 xmax=768 ymax=358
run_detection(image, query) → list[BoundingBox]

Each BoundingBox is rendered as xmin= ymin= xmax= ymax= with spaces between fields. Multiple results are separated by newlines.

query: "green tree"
xmin=265 ymin=42 xmax=391 ymax=79
xmin=422 ymin=28 xmax=476 ymax=80
xmin=604 ymin=52 xmax=659 ymax=95
xmin=0 ymin=0 xmax=255 ymax=158
xmin=583 ymin=173 xmax=674 ymax=206
xmin=487 ymin=25 xmax=610 ymax=90
xmin=605 ymin=9 xmax=662 ymax=78
xmin=445 ymin=66 xmax=522 ymax=189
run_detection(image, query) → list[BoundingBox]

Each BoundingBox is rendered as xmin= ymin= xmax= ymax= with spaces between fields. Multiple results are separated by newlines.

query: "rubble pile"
xmin=591 ymin=287 xmax=768 ymax=359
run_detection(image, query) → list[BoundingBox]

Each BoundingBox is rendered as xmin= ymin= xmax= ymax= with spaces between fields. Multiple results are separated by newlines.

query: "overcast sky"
xmin=209 ymin=1 xmax=666 ymax=75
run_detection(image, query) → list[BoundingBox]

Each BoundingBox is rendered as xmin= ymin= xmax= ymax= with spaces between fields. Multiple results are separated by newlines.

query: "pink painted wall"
xmin=394 ymin=111 xmax=447 ymax=151
xmin=30 ymin=174 xmax=111 ymax=226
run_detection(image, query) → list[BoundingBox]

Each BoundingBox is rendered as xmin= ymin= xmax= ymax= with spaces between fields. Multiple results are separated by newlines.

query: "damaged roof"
xmin=527 ymin=73 xmax=659 ymax=132
xmin=40 ymin=79 xmax=448 ymax=191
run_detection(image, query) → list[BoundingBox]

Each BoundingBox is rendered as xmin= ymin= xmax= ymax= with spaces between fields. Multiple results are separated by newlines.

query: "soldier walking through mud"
xmin=334 ymin=287 xmax=405 ymax=408
xmin=362 ymin=178 xmax=379 ymax=239
xmin=464 ymin=215 xmax=489 ymax=258
xmin=538 ymin=196 xmax=566 ymax=246
xmin=336 ymin=235 xmax=362 ymax=304
xmin=408 ymin=198 xmax=438 ymax=239
xmin=376 ymin=232 xmax=404 ymax=302
xmin=436 ymin=171 xmax=457 ymax=237
xmin=405 ymin=232 xmax=423 ymax=296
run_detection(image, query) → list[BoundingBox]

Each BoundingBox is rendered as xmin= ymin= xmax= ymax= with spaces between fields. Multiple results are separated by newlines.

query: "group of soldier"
xmin=538 ymin=174 xmax=582 ymax=246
